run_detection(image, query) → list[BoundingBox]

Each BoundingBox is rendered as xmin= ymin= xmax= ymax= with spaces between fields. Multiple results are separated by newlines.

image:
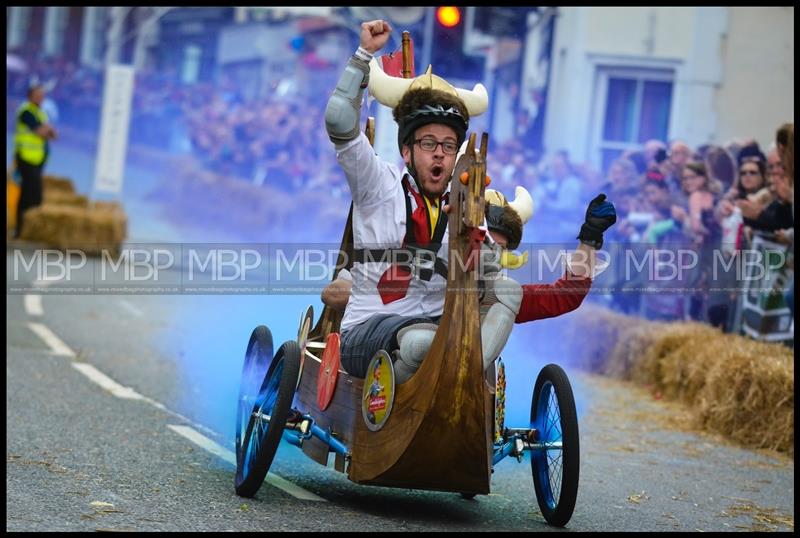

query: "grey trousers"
xmin=340 ymin=313 xmax=439 ymax=378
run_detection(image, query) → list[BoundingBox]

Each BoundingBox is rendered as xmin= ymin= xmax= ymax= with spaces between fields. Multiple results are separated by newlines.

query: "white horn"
xmin=485 ymin=188 xmax=507 ymax=208
xmin=456 ymin=83 xmax=489 ymax=117
xmin=367 ymin=57 xmax=413 ymax=109
xmin=509 ymin=186 xmax=534 ymax=225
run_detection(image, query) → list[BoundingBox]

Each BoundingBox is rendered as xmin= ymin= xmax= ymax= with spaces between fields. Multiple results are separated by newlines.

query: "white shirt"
xmin=335 ymin=133 xmax=449 ymax=331
xmin=337 ymin=268 xmax=352 ymax=281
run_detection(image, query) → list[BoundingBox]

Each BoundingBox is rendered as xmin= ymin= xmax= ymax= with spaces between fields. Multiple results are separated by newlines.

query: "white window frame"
xmin=587 ymin=54 xmax=680 ymax=171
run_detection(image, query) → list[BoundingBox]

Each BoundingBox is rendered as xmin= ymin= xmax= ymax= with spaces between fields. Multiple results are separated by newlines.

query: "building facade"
xmin=540 ymin=7 xmax=794 ymax=171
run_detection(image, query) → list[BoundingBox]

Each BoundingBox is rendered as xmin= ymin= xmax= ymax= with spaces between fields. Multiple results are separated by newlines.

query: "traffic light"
xmin=436 ymin=6 xmax=461 ymax=28
xmin=430 ymin=6 xmax=483 ymax=81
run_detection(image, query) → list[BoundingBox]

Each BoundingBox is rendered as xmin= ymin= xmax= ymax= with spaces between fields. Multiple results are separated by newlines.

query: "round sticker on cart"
xmin=317 ymin=332 xmax=340 ymax=411
xmin=361 ymin=350 xmax=395 ymax=431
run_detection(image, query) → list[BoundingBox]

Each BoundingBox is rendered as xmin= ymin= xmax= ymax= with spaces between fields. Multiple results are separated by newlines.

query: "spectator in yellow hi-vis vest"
xmin=13 ymin=83 xmax=58 ymax=239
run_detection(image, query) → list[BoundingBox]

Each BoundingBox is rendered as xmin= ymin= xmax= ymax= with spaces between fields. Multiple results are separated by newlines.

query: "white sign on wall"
xmin=93 ymin=64 xmax=135 ymax=194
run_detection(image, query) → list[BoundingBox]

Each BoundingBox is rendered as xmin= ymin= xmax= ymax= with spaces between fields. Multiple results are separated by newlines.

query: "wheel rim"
xmin=532 ymin=380 xmax=563 ymax=510
xmin=241 ymin=358 xmax=284 ymax=479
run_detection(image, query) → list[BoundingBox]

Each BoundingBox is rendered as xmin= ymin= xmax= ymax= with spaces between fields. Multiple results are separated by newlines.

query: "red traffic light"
xmin=436 ymin=6 xmax=461 ymax=28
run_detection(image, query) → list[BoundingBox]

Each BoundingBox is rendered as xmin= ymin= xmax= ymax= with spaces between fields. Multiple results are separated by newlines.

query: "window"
xmin=80 ymin=7 xmax=108 ymax=67
xmin=43 ymin=7 xmax=69 ymax=57
xmin=593 ymin=67 xmax=673 ymax=173
xmin=181 ymin=44 xmax=202 ymax=84
xmin=7 ymin=7 xmax=31 ymax=49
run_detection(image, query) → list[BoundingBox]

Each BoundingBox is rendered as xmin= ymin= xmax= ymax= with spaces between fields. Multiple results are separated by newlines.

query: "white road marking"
xmin=72 ymin=362 xmax=147 ymax=400
xmin=24 ymin=294 xmax=44 ymax=316
xmin=26 ymin=321 xmax=317 ymax=501
xmin=119 ymin=299 xmax=144 ymax=318
xmin=68 ymin=362 xmax=218 ymax=438
xmin=167 ymin=424 xmax=326 ymax=502
xmin=262 ymin=471 xmax=327 ymax=503
xmin=167 ymin=424 xmax=236 ymax=465
xmin=28 ymin=322 xmax=75 ymax=357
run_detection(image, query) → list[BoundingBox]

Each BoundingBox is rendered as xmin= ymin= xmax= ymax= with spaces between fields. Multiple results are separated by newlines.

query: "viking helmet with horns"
xmin=368 ymin=59 xmax=489 ymax=151
xmin=484 ymin=187 xmax=534 ymax=250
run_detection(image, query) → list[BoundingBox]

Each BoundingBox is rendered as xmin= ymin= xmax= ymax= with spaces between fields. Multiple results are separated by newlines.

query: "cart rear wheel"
xmin=529 ymin=364 xmax=579 ymax=527
xmin=235 ymin=339 xmax=301 ymax=497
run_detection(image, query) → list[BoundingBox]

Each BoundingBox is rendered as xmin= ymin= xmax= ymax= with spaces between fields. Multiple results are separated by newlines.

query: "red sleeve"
xmin=515 ymin=272 xmax=592 ymax=323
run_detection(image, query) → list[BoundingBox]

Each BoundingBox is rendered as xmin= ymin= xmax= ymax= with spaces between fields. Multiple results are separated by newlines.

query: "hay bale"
xmin=641 ymin=323 xmax=722 ymax=402
xmin=607 ymin=323 xmax=661 ymax=381
xmin=9 ymin=173 xmax=124 ymax=249
xmin=698 ymin=339 xmax=793 ymax=453
xmin=566 ymin=304 xmax=794 ymax=455
xmin=43 ymin=190 xmax=89 ymax=207
xmin=43 ymin=175 xmax=76 ymax=194
xmin=20 ymin=202 xmax=127 ymax=256
xmin=92 ymin=200 xmax=124 ymax=213
xmin=7 ymin=173 xmax=78 ymax=230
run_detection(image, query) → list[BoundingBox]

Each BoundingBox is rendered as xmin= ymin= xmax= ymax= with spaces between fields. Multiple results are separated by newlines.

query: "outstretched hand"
xmin=360 ymin=20 xmax=392 ymax=54
xmin=584 ymin=194 xmax=617 ymax=232
xmin=577 ymin=193 xmax=616 ymax=249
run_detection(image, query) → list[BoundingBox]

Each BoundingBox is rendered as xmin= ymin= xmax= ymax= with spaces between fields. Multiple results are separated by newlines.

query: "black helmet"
xmin=485 ymin=203 xmax=523 ymax=250
xmin=394 ymin=88 xmax=469 ymax=152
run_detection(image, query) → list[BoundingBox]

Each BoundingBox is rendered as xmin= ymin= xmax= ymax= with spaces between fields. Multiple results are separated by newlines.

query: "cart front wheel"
xmin=529 ymin=363 xmax=579 ymax=527
xmin=235 ymin=339 xmax=300 ymax=497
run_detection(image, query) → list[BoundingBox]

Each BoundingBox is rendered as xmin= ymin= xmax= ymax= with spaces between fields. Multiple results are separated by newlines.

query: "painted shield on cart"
xmin=317 ymin=332 xmax=340 ymax=411
xmin=361 ymin=350 xmax=395 ymax=431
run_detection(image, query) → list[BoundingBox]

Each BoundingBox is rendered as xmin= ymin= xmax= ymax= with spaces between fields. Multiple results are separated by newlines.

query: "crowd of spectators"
xmin=584 ymin=135 xmax=793 ymax=333
xmin=481 ymin=132 xmax=793 ymax=337
xmin=6 ymin=51 xmax=350 ymax=199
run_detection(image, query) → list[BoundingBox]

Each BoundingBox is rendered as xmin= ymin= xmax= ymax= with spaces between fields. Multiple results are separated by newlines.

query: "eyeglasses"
xmin=739 ymin=170 xmax=761 ymax=176
xmin=415 ymin=138 xmax=459 ymax=155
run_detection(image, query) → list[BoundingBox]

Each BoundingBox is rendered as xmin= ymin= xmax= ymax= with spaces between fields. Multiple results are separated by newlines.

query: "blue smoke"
xmin=157 ymin=293 xmax=323 ymax=445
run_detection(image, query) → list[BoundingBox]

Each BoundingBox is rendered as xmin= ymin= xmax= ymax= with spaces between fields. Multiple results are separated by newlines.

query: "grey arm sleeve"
xmin=324 ymin=55 xmax=370 ymax=144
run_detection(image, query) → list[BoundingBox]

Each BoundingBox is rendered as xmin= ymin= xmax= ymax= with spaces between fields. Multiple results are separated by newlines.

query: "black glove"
xmin=577 ymin=194 xmax=617 ymax=249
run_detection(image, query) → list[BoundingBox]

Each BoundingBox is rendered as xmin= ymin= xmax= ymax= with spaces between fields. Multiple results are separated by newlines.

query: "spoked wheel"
xmin=529 ymin=364 xmax=579 ymax=527
xmin=235 ymin=339 xmax=301 ymax=497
